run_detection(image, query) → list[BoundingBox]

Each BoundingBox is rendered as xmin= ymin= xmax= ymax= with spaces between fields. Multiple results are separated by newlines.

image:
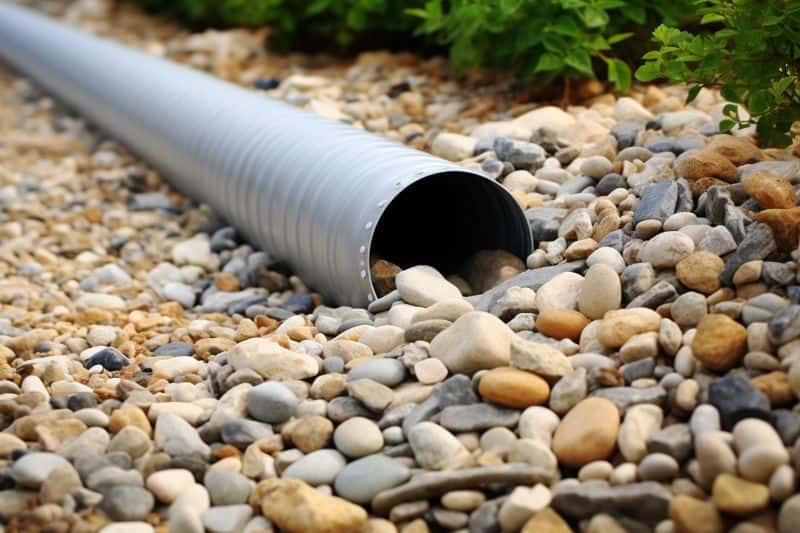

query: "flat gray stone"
xmin=438 ymin=404 xmax=520 ymax=432
xmin=552 ymin=481 xmax=671 ymax=524
xmin=334 ymin=454 xmax=411 ymax=504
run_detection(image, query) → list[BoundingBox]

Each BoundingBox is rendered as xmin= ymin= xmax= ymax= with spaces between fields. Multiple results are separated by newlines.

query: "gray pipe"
xmin=0 ymin=1 xmax=532 ymax=306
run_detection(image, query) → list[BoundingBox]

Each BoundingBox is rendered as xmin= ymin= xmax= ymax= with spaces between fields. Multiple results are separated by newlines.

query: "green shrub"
xmin=409 ymin=0 xmax=695 ymax=92
xmin=636 ymin=0 xmax=800 ymax=146
xmin=133 ymin=0 xmax=697 ymax=91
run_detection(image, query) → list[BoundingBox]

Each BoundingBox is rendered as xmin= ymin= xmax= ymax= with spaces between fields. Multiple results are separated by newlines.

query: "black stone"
xmin=596 ymin=173 xmax=627 ymax=196
xmin=633 ymin=180 xmax=678 ymax=224
xmin=153 ymin=341 xmax=195 ymax=357
xmin=720 ymin=222 xmax=777 ymax=285
xmin=773 ymin=409 xmax=800 ymax=446
xmin=598 ymin=229 xmax=631 ymax=253
xmin=253 ymin=77 xmax=280 ymax=91
xmin=611 ymin=121 xmax=643 ymax=150
xmin=281 ymin=292 xmax=314 ymax=314
xmin=84 ymin=347 xmax=129 ymax=371
xmin=387 ymin=81 xmax=411 ymax=98
xmin=67 ymin=392 xmax=98 ymax=411
xmin=708 ymin=375 xmax=772 ymax=430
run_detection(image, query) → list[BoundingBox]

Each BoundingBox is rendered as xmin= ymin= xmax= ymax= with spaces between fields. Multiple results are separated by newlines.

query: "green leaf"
xmin=718 ymin=119 xmax=736 ymax=132
xmin=581 ymin=7 xmax=609 ymax=28
xmin=748 ymin=89 xmax=774 ymax=115
xmin=700 ymin=13 xmax=725 ymax=24
xmin=685 ymin=84 xmax=703 ymax=103
xmin=608 ymin=32 xmax=634 ymax=44
xmin=606 ymin=58 xmax=632 ymax=92
xmin=564 ymin=48 xmax=595 ymax=77
xmin=534 ymin=53 xmax=564 ymax=73
xmin=635 ymin=62 xmax=663 ymax=82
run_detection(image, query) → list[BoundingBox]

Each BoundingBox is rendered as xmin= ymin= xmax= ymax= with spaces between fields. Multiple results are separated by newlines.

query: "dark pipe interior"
xmin=370 ymin=171 xmax=532 ymax=283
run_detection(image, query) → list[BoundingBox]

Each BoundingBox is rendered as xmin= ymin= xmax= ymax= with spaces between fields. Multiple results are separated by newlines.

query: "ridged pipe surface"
xmin=0 ymin=1 xmax=533 ymax=306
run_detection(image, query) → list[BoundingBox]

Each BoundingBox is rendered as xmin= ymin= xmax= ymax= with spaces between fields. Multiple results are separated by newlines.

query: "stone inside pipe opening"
xmin=368 ymin=170 xmax=533 ymax=298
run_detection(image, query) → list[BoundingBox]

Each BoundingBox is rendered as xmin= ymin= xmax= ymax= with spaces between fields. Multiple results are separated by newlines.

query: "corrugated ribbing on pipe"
xmin=0 ymin=1 xmax=533 ymax=306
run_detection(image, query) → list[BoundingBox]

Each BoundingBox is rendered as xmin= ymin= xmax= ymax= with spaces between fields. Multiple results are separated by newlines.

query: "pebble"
xmin=430 ymin=311 xmax=511 ymax=373
xmin=261 ymin=478 xmax=367 ymax=532
xmin=478 ymin=367 xmax=549 ymax=408
xmin=334 ymin=454 xmax=411 ymax=504
xmin=676 ymin=251 xmax=724 ymax=295
xmin=246 ymin=381 xmax=298 ymax=423
xmin=578 ymin=264 xmax=622 ymax=320
xmin=282 ymin=449 xmax=347 ymax=486
xmin=536 ymin=309 xmax=590 ymax=340
xmin=708 ymin=375 xmax=771 ymax=430
xmin=692 ymin=314 xmax=748 ymax=372
xmin=408 ymin=422 xmax=470 ymax=470
xmin=638 ymin=231 xmax=695 ymax=268
xmin=712 ymin=474 xmax=770 ymax=516
xmin=535 ymin=272 xmax=584 ymax=311
xmin=552 ymin=397 xmax=620 ymax=468
xmin=413 ymin=358 xmax=448 ymax=385
xmin=396 ymin=266 xmax=463 ymax=307
xmin=333 ymin=417 xmax=384 ymax=458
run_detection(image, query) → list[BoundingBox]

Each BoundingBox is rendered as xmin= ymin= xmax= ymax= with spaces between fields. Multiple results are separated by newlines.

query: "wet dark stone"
xmin=153 ymin=341 xmax=195 ymax=357
xmin=281 ymin=292 xmax=314 ymax=314
xmin=595 ymin=173 xmax=627 ymax=196
xmin=67 ymin=392 xmax=98 ymax=411
xmin=253 ymin=77 xmax=280 ymax=90
xmin=84 ymin=347 xmax=129 ymax=371
xmin=708 ymin=374 xmax=772 ymax=430
xmin=611 ymin=121 xmax=643 ymax=150
xmin=388 ymin=81 xmax=411 ymax=98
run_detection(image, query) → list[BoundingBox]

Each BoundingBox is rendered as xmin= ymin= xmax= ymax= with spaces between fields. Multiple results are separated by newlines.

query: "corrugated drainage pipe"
xmin=0 ymin=1 xmax=533 ymax=307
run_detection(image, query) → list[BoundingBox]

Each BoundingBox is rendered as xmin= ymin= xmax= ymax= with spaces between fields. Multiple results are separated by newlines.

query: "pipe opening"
xmin=369 ymin=170 xmax=533 ymax=293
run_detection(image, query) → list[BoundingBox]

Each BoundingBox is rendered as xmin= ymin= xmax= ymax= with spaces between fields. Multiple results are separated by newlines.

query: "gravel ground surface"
xmin=1 ymin=1 xmax=800 ymax=532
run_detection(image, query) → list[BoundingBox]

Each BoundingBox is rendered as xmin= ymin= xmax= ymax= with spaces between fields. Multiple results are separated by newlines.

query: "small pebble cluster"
xmin=1 ymin=1 xmax=800 ymax=533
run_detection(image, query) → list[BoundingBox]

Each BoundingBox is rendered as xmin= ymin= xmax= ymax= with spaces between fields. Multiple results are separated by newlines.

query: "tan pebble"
xmin=692 ymin=314 xmax=747 ymax=372
xmin=578 ymin=264 xmax=622 ymax=320
xmin=675 ymin=149 xmax=737 ymax=182
xmin=750 ymin=371 xmax=794 ymax=407
xmin=578 ymin=460 xmax=613 ymax=481
xmin=706 ymin=134 xmax=764 ymax=166
xmin=552 ymin=397 xmax=619 ymax=468
xmin=413 ymin=358 xmax=448 ymax=385
xmin=535 ymin=309 xmax=590 ymax=341
xmin=520 ymin=507 xmax=572 ymax=533
xmin=750 ymin=207 xmax=800 ymax=252
xmin=214 ymin=272 xmax=240 ymax=292
xmin=399 ymin=519 xmax=429 ymax=533
xmin=289 ymin=415 xmax=333 ymax=453
xmin=733 ymin=261 xmax=764 ymax=286
xmin=358 ymin=518 xmax=398 ymax=533
xmin=441 ymin=490 xmax=486 ymax=512
xmin=789 ymin=362 xmax=800 ymax=398
xmin=619 ymin=331 xmax=659 ymax=363
xmin=479 ymin=367 xmax=549 ymax=408
xmin=261 ymin=478 xmax=367 ymax=532
xmin=743 ymin=171 xmax=797 ymax=209
xmin=669 ymin=495 xmax=724 ymax=533
xmin=597 ymin=308 xmax=661 ymax=348
xmin=712 ymin=474 xmax=770 ymax=516
xmin=108 ymin=405 xmax=152 ymax=436
xmin=676 ymin=252 xmax=724 ymax=294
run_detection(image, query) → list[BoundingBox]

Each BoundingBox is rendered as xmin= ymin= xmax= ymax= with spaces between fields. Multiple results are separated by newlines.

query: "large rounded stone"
xmin=246 ymin=381 xmax=298 ymax=423
xmin=430 ymin=311 xmax=512 ymax=374
xmin=552 ymin=397 xmax=620 ymax=468
xmin=333 ymin=454 xmax=410 ymax=504
xmin=692 ymin=314 xmax=748 ymax=372
xmin=578 ymin=264 xmax=622 ymax=320
xmin=479 ymin=367 xmax=550 ymax=408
